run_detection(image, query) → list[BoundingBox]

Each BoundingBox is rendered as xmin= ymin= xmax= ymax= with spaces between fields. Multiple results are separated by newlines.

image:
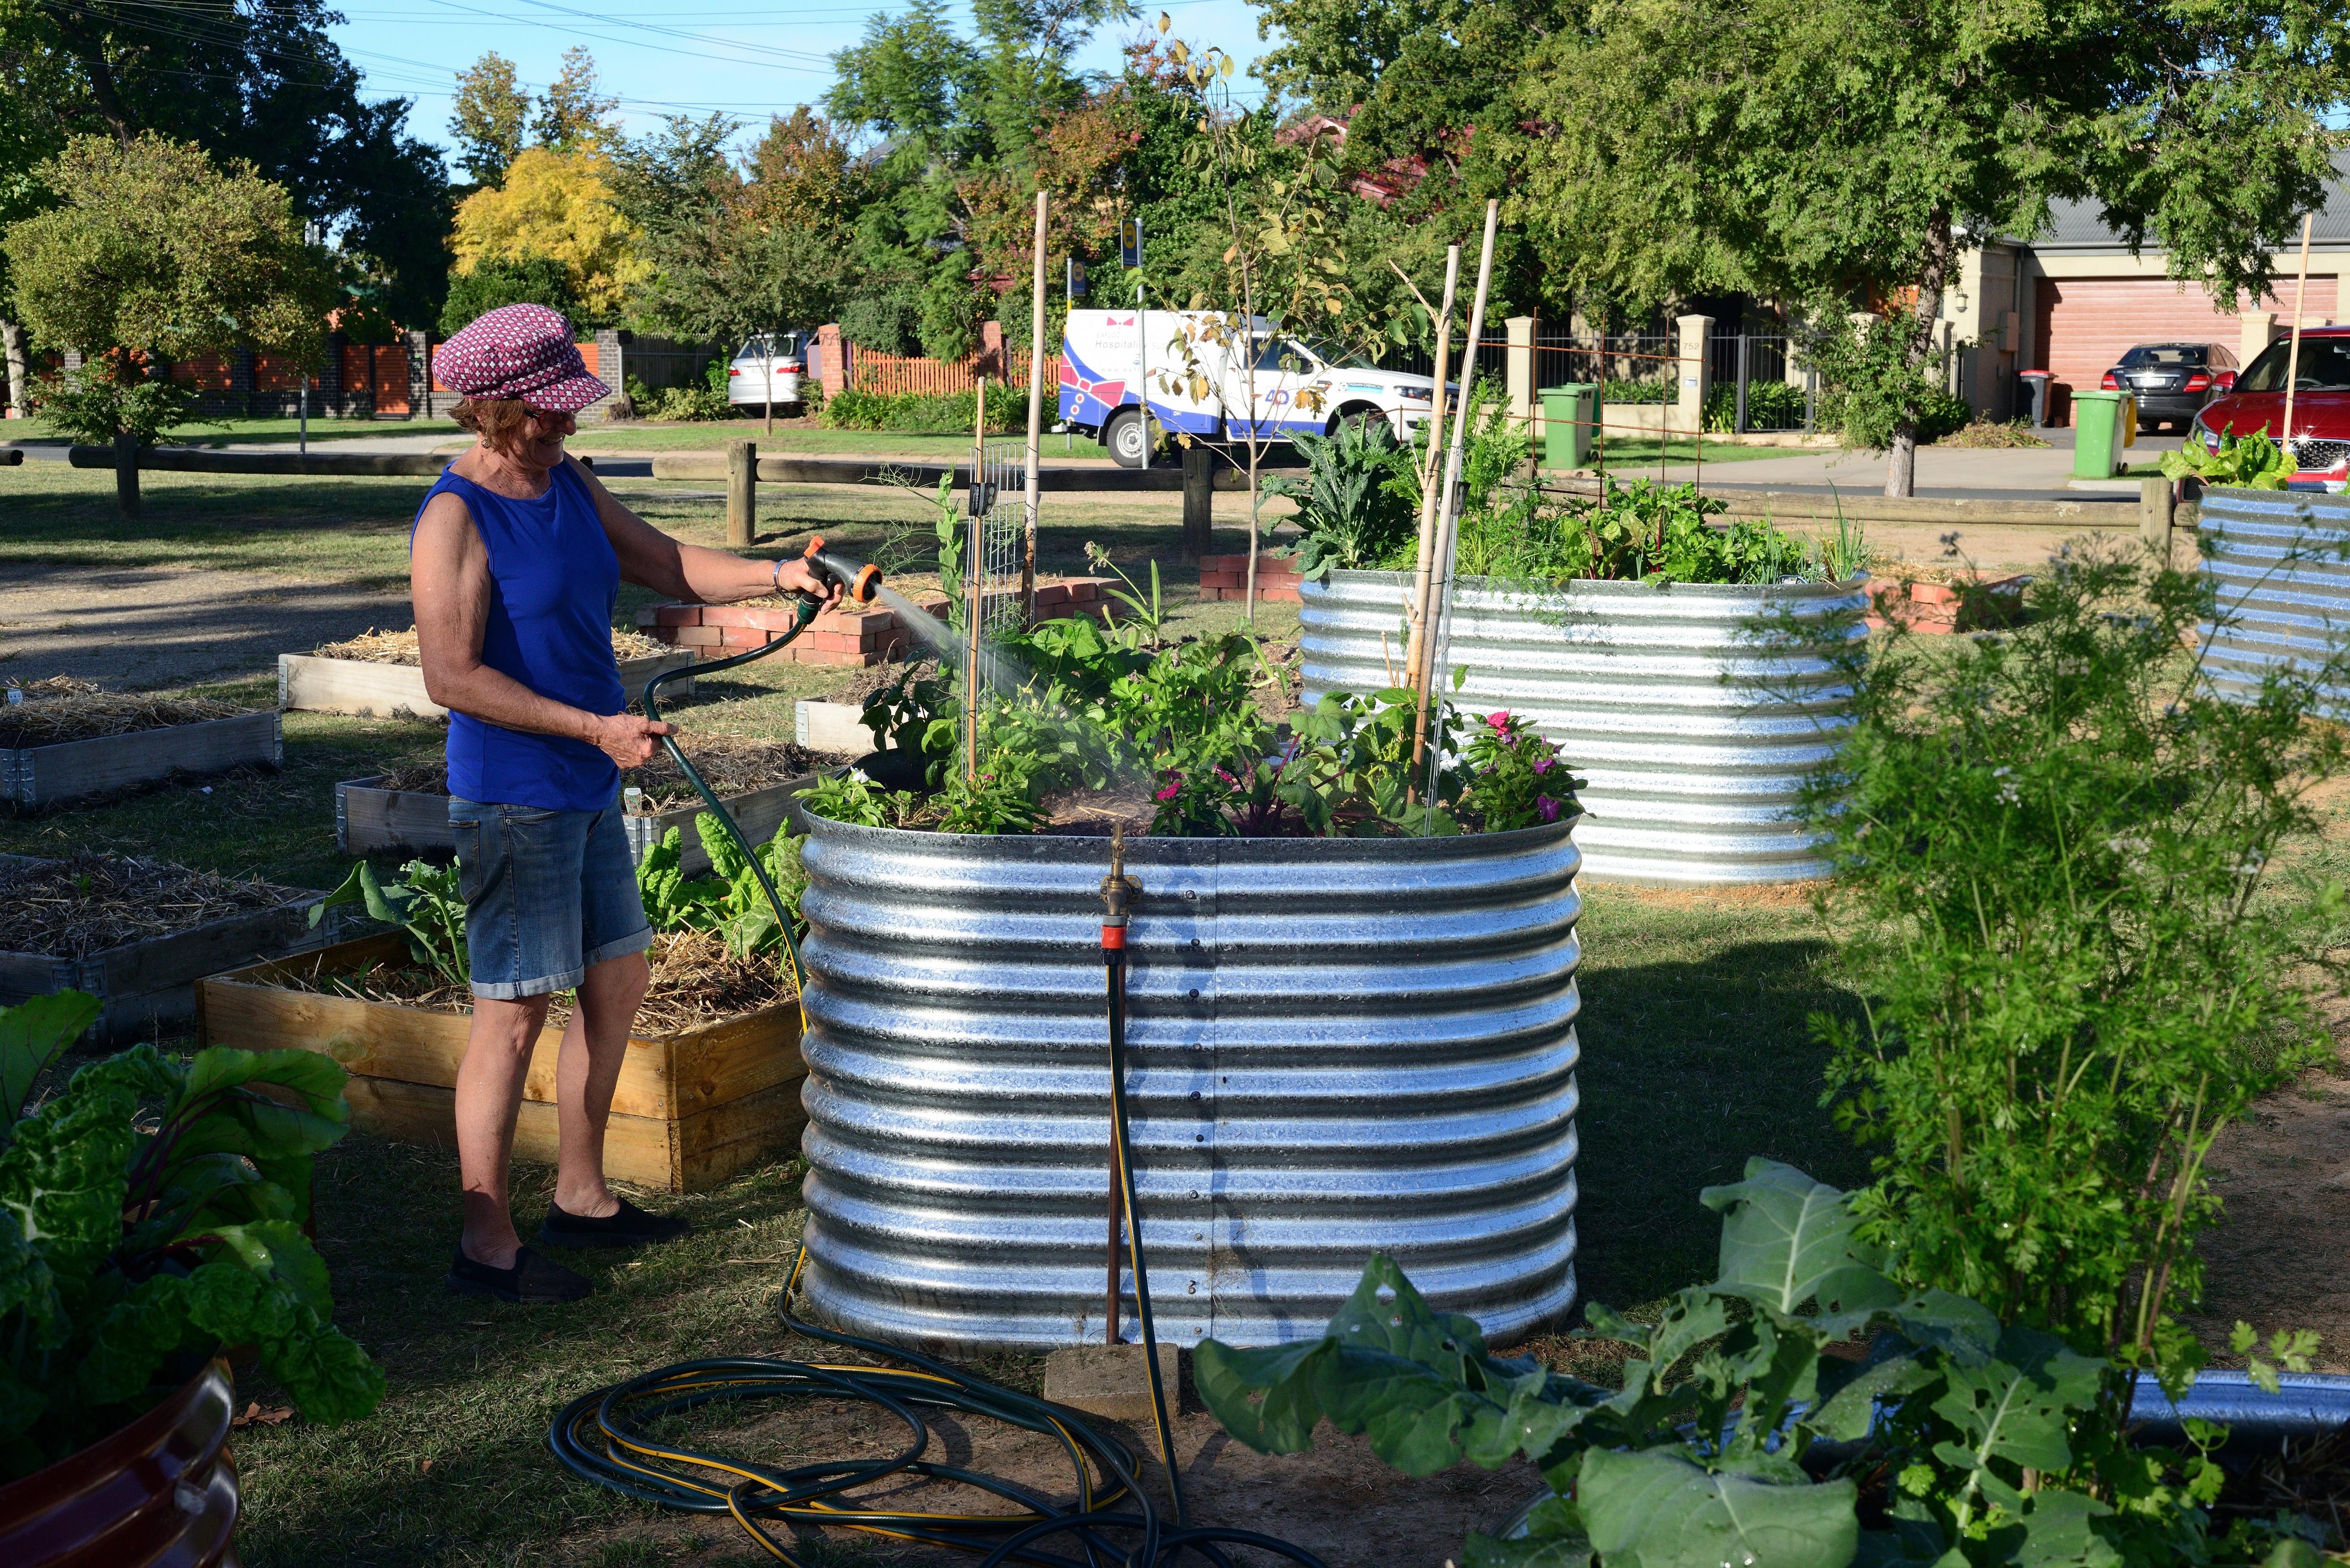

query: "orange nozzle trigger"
xmin=802 ymin=535 xmax=826 ymax=562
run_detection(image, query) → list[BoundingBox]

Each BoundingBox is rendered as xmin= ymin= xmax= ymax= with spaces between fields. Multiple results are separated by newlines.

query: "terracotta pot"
xmin=0 ymin=1358 xmax=239 ymax=1567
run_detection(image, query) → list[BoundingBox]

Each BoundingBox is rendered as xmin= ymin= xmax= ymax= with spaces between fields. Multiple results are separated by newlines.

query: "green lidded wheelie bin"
xmin=1539 ymin=384 xmax=1599 ymax=470
xmin=2070 ymin=389 xmax=2137 ymax=479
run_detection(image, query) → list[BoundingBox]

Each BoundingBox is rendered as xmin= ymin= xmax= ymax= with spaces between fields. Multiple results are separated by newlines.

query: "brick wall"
xmin=1196 ymin=554 xmax=1302 ymax=603
xmin=634 ymin=579 xmax=1117 ymax=668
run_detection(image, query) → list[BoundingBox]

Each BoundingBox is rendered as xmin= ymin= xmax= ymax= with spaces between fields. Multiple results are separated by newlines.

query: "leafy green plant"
xmin=0 ymin=990 xmax=384 ymax=1480
xmin=1082 ymin=540 xmax=1169 ymax=649
xmin=311 ymin=859 xmax=468 ymax=988
xmin=2160 ymin=428 xmax=2291 ymax=489
xmin=1465 ymin=478 xmax=1827 ymax=587
xmin=860 ymin=659 xmax=958 ymax=784
xmin=1778 ymin=535 xmax=2350 ymax=1377
xmin=634 ymin=827 xmax=727 ymax=934
xmin=819 ymin=386 xmax=1019 ymax=434
xmin=1459 ymin=711 xmax=1581 ymax=831
xmin=796 ymin=771 xmax=927 ymax=830
xmin=1703 ymin=378 xmax=1809 ymax=433
xmin=692 ymin=813 xmax=807 ymax=959
xmin=1261 ymin=413 xmax=1421 ymax=581
xmin=1198 ymin=1160 xmax=2315 ymax=1568
xmin=28 ymin=357 xmax=198 ymax=447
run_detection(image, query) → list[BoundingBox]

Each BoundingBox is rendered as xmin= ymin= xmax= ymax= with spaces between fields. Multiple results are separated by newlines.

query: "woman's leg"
xmin=455 ymin=992 xmax=555 ymax=1267
xmin=553 ymin=949 xmax=652 ymax=1217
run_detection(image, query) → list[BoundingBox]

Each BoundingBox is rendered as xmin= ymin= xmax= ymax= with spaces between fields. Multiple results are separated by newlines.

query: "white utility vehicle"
xmin=1058 ymin=310 xmax=1442 ymax=467
xmin=726 ymin=332 xmax=809 ymax=412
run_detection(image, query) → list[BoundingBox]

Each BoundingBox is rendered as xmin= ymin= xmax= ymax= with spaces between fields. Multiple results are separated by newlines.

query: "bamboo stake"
xmin=2282 ymin=213 xmax=2316 ymax=459
xmin=1023 ymin=192 xmax=1047 ymax=622
xmin=967 ymin=375 xmax=987 ymax=781
xmin=1411 ymin=202 xmax=1501 ymax=772
xmin=1403 ymin=246 xmax=1462 ymax=687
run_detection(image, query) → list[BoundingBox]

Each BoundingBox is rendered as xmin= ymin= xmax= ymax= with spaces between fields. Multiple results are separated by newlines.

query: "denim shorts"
xmin=449 ymin=791 xmax=651 ymax=1000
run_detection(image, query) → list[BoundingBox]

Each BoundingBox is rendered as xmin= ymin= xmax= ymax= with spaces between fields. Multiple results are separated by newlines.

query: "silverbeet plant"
xmin=1196 ymin=1161 xmax=2319 ymax=1568
xmin=0 ymin=991 xmax=385 ymax=1480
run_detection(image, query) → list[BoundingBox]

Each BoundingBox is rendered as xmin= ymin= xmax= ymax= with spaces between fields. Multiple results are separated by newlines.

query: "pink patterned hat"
xmin=433 ymin=303 xmax=608 ymax=412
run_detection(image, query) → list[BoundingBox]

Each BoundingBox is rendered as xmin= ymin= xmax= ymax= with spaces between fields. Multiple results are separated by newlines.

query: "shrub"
xmin=818 ymin=386 xmax=1020 ymax=434
xmin=1781 ymin=535 xmax=2350 ymax=1370
xmin=1703 ymin=377 xmax=1810 ymax=431
xmin=838 ymin=291 xmax=921 ymax=356
xmin=28 ymin=353 xmax=196 ymax=446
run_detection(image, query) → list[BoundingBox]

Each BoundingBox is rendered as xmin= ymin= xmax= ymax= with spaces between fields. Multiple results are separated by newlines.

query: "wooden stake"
xmin=1412 ymin=202 xmax=1501 ymax=771
xmin=2283 ymin=212 xmax=2316 ymax=456
xmin=1403 ymin=247 xmax=1462 ymax=688
xmin=1023 ymin=191 xmax=1047 ymax=621
xmin=967 ymin=376 xmax=987 ymax=780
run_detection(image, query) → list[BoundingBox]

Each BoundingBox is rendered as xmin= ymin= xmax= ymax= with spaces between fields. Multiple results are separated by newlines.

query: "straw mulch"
xmin=374 ymin=736 xmax=829 ymax=812
xmin=0 ymin=678 xmax=250 ymax=750
xmin=313 ymin=626 xmax=671 ymax=665
xmin=296 ymin=927 xmax=790 ymax=1036
xmin=0 ymin=853 xmax=305 ymax=960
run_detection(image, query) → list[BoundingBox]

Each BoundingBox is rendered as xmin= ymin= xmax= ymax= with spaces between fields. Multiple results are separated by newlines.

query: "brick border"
xmin=1196 ymin=553 xmax=1303 ymax=604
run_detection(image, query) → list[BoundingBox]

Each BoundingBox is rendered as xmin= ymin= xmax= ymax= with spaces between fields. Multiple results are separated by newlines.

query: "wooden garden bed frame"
xmin=197 ymin=933 xmax=808 ymax=1192
xmin=0 ymin=855 xmax=333 ymax=1043
xmin=0 ymin=711 xmax=281 ymax=809
xmin=335 ymin=769 xmax=827 ymax=876
xmin=277 ymin=651 xmax=694 ymax=719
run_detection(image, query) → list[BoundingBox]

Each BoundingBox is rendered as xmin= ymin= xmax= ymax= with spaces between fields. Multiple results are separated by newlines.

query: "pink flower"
xmin=1537 ymin=795 xmax=1560 ymax=822
xmin=1533 ymin=756 xmax=1554 ymax=774
xmin=1486 ymin=711 xmax=1511 ymax=730
xmin=1215 ymin=768 xmax=1237 ymax=786
xmin=1154 ymin=777 xmax=1181 ymax=801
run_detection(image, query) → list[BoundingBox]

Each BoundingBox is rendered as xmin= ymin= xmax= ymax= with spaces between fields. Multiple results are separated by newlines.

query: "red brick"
xmin=675 ymin=625 xmax=722 ymax=646
xmin=718 ymin=626 xmax=769 ymax=647
xmin=653 ymin=604 xmax=701 ymax=627
xmin=701 ymin=605 xmax=762 ymax=628
xmin=1199 ymin=570 xmax=1243 ymax=589
xmin=1031 ymin=584 xmax=1071 ymax=607
xmin=1908 ymin=582 xmax=1960 ymax=610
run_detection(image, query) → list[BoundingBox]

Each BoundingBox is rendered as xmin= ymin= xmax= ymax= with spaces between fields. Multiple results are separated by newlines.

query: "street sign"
xmin=1120 ymin=218 xmax=1144 ymax=270
xmin=1068 ymin=256 xmax=1088 ymax=298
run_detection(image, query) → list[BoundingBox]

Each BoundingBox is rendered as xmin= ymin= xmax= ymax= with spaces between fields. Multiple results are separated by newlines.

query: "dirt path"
xmin=0 ymin=562 xmax=411 ymax=689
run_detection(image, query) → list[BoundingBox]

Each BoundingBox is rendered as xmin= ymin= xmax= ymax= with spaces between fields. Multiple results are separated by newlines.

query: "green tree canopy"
xmin=450 ymin=52 xmax=529 ymax=187
xmin=1511 ymin=0 xmax=2350 ymax=494
xmin=3 ymin=0 xmax=447 ymax=328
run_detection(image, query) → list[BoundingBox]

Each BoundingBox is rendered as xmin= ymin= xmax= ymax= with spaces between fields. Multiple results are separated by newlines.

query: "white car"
xmin=727 ymin=332 xmax=808 ymax=412
xmin=1059 ymin=309 xmax=1441 ymax=467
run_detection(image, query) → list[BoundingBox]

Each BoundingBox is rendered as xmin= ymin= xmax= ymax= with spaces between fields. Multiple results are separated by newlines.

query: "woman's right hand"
xmin=590 ymin=712 xmax=676 ymax=768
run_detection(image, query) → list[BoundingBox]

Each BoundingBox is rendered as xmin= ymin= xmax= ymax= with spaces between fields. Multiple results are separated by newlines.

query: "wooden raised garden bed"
xmin=335 ymin=739 xmax=832 ymax=874
xmin=0 ymin=853 xmax=333 ymax=1044
xmin=0 ymin=679 xmax=280 ymax=808
xmin=197 ymin=933 xmax=808 ymax=1193
xmin=279 ymin=625 xmax=693 ymax=718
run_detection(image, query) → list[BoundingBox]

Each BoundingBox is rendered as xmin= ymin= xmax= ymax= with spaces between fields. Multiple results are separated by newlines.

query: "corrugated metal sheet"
xmin=792 ymin=817 xmax=1585 ymax=1354
xmin=1300 ymin=570 xmax=1862 ymax=884
xmin=2199 ymin=488 xmax=2350 ymax=707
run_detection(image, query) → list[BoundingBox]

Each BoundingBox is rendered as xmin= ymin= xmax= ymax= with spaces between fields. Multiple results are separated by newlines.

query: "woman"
xmin=411 ymin=304 xmax=837 ymax=1304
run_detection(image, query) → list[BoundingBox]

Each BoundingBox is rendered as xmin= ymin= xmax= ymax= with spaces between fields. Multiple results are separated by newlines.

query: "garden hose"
xmin=576 ymin=557 xmax=1326 ymax=1567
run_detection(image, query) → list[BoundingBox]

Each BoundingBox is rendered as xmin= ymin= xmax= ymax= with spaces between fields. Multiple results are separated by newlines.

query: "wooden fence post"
xmin=2140 ymin=475 xmax=2175 ymax=562
xmin=727 ymin=439 xmax=755 ymax=548
xmin=1181 ymin=441 xmax=1214 ymax=563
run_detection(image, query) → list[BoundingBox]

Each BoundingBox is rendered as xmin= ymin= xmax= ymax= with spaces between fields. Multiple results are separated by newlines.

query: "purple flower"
xmin=1537 ymin=795 xmax=1560 ymax=822
xmin=1533 ymin=756 xmax=1554 ymax=775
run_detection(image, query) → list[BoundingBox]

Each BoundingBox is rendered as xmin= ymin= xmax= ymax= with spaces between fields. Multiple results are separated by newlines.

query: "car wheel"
xmin=1107 ymin=409 xmax=1155 ymax=469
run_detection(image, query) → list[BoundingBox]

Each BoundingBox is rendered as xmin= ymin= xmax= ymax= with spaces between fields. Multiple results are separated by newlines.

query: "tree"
xmin=4 ymin=135 xmax=336 ymax=514
xmin=450 ymin=147 xmax=645 ymax=325
xmin=450 ymin=52 xmax=529 ymax=187
xmin=0 ymin=0 xmax=449 ymax=329
xmin=438 ymin=253 xmax=576 ymax=337
xmin=534 ymin=45 xmax=616 ymax=153
xmin=1511 ymin=0 xmax=2350 ymax=496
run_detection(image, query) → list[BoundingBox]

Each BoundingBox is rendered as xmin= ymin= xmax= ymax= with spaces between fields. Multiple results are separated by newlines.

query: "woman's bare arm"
xmin=411 ymin=490 xmax=674 ymax=768
xmin=565 ymin=455 xmax=837 ymax=606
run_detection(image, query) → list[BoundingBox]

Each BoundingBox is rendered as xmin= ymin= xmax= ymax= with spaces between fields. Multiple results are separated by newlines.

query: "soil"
xmin=1036 ymin=778 xmax=1158 ymax=836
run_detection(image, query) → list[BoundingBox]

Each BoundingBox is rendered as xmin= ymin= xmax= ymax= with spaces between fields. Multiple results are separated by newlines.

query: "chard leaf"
xmin=78 ymin=1272 xmax=198 ymax=1407
xmin=0 ymin=991 xmax=102 ymax=1126
xmin=201 ymin=1219 xmax=334 ymax=1316
xmin=0 ymin=1212 xmax=60 ymax=1346
xmin=0 ymin=1050 xmax=160 ymax=1264
xmin=1701 ymin=1158 xmax=1899 ymax=1324
xmin=1577 ymin=1445 xmax=1861 ymax=1568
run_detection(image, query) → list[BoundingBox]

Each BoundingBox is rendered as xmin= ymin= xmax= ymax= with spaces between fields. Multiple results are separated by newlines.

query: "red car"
xmin=2191 ymin=325 xmax=2350 ymax=488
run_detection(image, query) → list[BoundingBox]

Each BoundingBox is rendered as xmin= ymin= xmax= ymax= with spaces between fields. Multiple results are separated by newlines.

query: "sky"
xmin=324 ymin=0 xmax=1275 ymax=162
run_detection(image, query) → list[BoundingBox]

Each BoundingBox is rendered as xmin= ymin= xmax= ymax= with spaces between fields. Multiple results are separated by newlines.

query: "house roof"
xmin=2027 ymin=152 xmax=2350 ymax=252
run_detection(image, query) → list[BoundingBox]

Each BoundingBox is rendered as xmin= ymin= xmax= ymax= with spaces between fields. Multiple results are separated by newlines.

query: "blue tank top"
xmin=410 ymin=463 xmax=623 ymax=812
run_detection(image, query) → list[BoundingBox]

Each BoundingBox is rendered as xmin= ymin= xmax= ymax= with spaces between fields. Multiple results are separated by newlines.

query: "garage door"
xmin=2033 ymin=276 xmax=2339 ymax=421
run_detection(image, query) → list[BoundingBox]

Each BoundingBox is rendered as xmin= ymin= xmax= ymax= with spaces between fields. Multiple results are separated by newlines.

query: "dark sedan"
xmin=2101 ymin=342 xmax=2239 ymax=432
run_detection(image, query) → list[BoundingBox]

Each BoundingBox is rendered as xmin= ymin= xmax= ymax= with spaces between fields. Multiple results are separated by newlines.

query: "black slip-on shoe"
xmin=535 ymin=1195 xmax=691 ymax=1249
xmin=445 ymin=1246 xmax=594 ymax=1304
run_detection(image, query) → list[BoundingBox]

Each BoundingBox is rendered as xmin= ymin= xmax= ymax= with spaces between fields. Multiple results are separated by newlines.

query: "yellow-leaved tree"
xmin=449 ymin=146 xmax=646 ymax=322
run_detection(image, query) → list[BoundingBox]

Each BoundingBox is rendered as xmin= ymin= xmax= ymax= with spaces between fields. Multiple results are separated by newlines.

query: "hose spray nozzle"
xmin=1100 ymin=824 xmax=1139 ymax=943
xmin=802 ymin=535 xmax=882 ymax=605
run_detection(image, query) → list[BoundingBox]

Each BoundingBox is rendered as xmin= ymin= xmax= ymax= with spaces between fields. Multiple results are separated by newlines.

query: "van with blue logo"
xmin=1058 ymin=309 xmax=1445 ymax=468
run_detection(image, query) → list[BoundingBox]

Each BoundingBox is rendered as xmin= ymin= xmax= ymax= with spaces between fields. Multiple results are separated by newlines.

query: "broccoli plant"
xmin=1197 ymin=1160 xmax=2315 ymax=1568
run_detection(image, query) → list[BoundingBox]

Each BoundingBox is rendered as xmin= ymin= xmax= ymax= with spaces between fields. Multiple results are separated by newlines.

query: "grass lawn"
xmin=3 ymin=415 xmax=468 ymax=447
xmin=1591 ymin=436 xmax=1814 ymax=470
